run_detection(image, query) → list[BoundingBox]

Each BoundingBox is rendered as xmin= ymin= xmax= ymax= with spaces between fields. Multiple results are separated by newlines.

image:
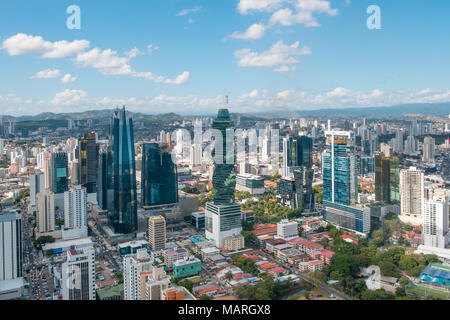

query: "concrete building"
xmin=145 ymin=266 xmax=170 ymax=300
xmin=277 ymin=219 xmax=299 ymax=240
xmin=173 ymin=257 xmax=202 ymax=279
xmin=62 ymin=247 xmax=95 ymax=300
xmin=205 ymin=202 xmax=242 ymax=248
xmin=123 ymin=249 xmax=152 ymax=300
xmin=422 ymin=136 xmax=436 ymax=164
xmin=148 ymin=216 xmax=166 ymax=251
xmin=422 ymin=196 xmax=449 ymax=249
xmin=29 ymin=172 xmax=45 ymax=207
xmin=236 ymin=174 xmax=265 ymax=196
xmin=36 ymin=190 xmax=55 ymax=234
xmin=63 ymin=185 xmax=88 ymax=240
xmin=400 ymin=167 xmax=425 ymax=226
xmin=223 ymin=235 xmax=245 ymax=251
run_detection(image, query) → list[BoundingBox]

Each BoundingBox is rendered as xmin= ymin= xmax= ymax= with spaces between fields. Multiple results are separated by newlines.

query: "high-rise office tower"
xmin=123 ymin=249 xmax=152 ymax=300
xmin=141 ymin=143 xmax=178 ymax=207
xmin=399 ymin=167 xmax=424 ymax=226
xmin=80 ymin=132 xmax=99 ymax=193
xmin=422 ymin=196 xmax=449 ymax=248
xmin=148 ymin=216 xmax=166 ymax=251
xmin=64 ymin=185 xmax=88 ymax=238
xmin=51 ymin=152 xmax=69 ymax=194
xmin=294 ymin=166 xmax=315 ymax=212
xmin=36 ymin=190 xmax=55 ymax=234
xmin=0 ymin=210 xmax=23 ymax=281
xmin=422 ymin=136 xmax=435 ymax=163
xmin=322 ymin=131 xmax=358 ymax=206
xmin=211 ymin=107 xmax=236 ymax=204
xmin=375 ymin=154 xmax=400 ymax=204
xmin=30 ymin=171 xmax=45 ymax=207
xmin=205 ymin=104 xmax=243 ymax=248
xmin=62 ymin=247 xmax=95 ymax=300
xmin=97 ymin=150 xmax=113 ymax=211
xmin=111 ymin=107 xmax=138 ymax=234
xmin=282 ymin=135 xmax=312 ymax=178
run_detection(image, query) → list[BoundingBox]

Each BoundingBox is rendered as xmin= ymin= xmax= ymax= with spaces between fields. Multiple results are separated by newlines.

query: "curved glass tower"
xmin=111 ymin=107 xmax=138 ymax=234
xmin=211 ymin=108 xmax=236 ymax=204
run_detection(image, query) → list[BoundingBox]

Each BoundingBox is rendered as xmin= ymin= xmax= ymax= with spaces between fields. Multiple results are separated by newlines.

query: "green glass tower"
xmin=211 ymin=108 xmax=236 ymax=205
xmin=111 ymin=107 xmax=137 ymax=234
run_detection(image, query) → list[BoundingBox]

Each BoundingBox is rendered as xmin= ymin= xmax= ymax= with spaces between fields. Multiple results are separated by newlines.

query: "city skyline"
xmin=1 ymin=1 xmax=450 ymax=115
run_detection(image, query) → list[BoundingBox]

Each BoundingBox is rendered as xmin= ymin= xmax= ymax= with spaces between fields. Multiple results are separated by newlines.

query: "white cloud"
xmin=3 ymin=87 xmax=450 ymax=115
xmin=269 ymin=0 xmax=338 ymax=27
xmin=164 ymin=71 xmax=190 ymax=85
xmin=31 ymin=69 xmax=61 ymax=79
xmin=75 ymin=47 xmax=189 ymax=85
xmin=237 ymin=0 xmax=289 ymax=15
xmin=234 ymin=40 xmax=311 ymax=71
xmin=226 ymin=24 xmax=267 ymax=40
xmin=176 ymin=6 xmax=202 ymax=16
xmin=274 ymin=65 xmax=296 ymax=72
xmin=147 ymin=44 xmax=159 ymax=54
xmin=61 ymin=74 xmax=77 ymax=84
xmin=1 ymin=33 xmax=89 ymax=58
xmin=50 ymin=89 xmax=88 ymax=106
xmin=125 ymin=47 xmax=144 ymax=59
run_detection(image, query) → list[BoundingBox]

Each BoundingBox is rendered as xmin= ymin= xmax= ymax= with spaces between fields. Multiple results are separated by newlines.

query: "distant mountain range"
xmin=1 ymin=102 xmax=449 ymax=124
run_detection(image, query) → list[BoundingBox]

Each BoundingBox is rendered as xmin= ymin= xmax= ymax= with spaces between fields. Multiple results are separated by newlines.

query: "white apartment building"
xmin=62 ymin=247 xmax=95 ymax=300
xmin=399 ymin=167 xmax=424 ymax=226
xmin=422 ymin=196 xmax=449 ymax=249
xmin=63 ymin=185 xmax=88 ymax=239
xmin=123 ymin=249 xmax=153 ymax=300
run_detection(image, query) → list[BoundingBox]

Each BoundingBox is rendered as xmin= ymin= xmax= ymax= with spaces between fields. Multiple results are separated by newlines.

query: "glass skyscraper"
xmin=375 ymin=154 xmax=400 ymax=204
xmin=141 ymin=143 xmax=178 ymax=207
xmin=51 ymin=152 xmax=69 ymax=194
xmin=322 ymin=132 xmax=357 ymax=206
xmin=282 ymin=135 xmax=312 ymax=178
xmin=211 ymin=108 xmax=236 ymax=205
xmin=97 ymin=149 xmax=113 ymax=211
xmin=80 ymin=132 xmax=99 ymax=194
xmin=111 ymin=107 xmax=137 ymax=234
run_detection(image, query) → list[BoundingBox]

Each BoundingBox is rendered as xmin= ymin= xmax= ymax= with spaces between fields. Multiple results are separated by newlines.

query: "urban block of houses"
xmin=288 ymin=237 xmax=324 ymax=255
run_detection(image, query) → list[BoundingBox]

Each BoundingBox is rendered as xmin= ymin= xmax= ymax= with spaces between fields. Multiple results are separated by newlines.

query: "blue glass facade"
xmin=322 ymin=137 xmax=357 ymax=206
xmin=111 ymin=107 xmax=138 ymax=234
xmin=51 ymin=152 xmax=68 ymax=194
xmin=211 ymin=109 xmax=236 ymax=205
xmin=141 ymin=143 xmax=178 ymax=207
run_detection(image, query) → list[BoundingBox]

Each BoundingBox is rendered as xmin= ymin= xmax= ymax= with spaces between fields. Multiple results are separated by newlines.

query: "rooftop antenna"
xmin=224 ymin=90 xmax=229 ymax=107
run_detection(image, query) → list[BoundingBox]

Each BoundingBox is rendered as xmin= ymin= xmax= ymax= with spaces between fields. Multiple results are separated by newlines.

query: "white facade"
xmin=399 ymin=167 xmax=424 ymax=226
xmin=62 ymin=247 xmax=95 ymax=300
xmin=63 ymin=185 xmax=87 ymax=239
xmin=277 ymin=219 xmax=299 ymax=240
xmin=205 ymin=203 xmax=242 ymax=248
xmin=123 ymin=249 xmax=152 ymax=300
xmin=422 ymin=197 xmax=449 ymax=248
xmin=0 ymin=211 xmax=22 ymax=281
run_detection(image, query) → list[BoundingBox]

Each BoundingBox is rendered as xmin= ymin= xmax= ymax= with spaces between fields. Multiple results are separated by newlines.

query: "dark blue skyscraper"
xmin=97 ymin=149 xmax=113 ymax=211
xmin=141 ymin=143 xmax=178 ymax=207
xmin=51 ymin=152 xmax=68 ymax=194
xmin=322 ymin=132 xmax=357 ymax=206
xmin=111 ymin=107 xmax=137 ymax=234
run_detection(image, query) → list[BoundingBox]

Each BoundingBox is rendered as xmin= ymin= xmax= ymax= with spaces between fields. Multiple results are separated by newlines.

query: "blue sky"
xmin=1 ymin=0 xmax=450 ymax=115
